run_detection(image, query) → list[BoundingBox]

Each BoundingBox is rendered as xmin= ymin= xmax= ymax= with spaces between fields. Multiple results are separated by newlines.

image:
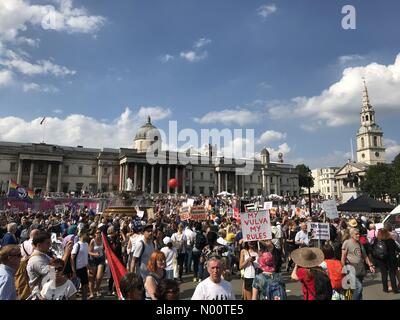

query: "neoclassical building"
xmin=335 ymin=80 xmax=386 ymax=202
xmin=0 ymin=116 xmax=299 ymax=197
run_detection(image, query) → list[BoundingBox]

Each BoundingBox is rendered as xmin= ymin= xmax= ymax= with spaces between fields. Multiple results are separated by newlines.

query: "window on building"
xmin=38 ymin=164 xmax=44 ymax=174
xmin=62 ymin=183 xmax=69 ymax=193
xmin=78 ymin=166 xmax=83 ymax=175
xmin=92 ymin=167 xmax=96 ymax=175
xmin=10 ymin=162 xmax=16 ymax=172
xmin=210 ymin=173 xmax=213 ymax=180
xmin=23 ymin=163 xmax=29 ymax=173
xmin=327 ymin=187 xmax=330 ymax=193
xmin=257 ymin=189 xmax=262 ymax=196
xmin=361 ymin=137 xmax=365 ymax=149
xmin=89 ymin=183 xmax=97 ymax=192
xmin=114 ymin=167 xmax=119 ymax=175
xmin=103 ymin=167 xmax=108 ymax=176
xmin=373 ymin=136 xmax=378 ymax=147
xmin=334 ymin=187 xmax=337 ymax=192
xmin=76 ymin=183 xmax=83 ymax=192
xmin=64 ymin=165 xmax=69 ymax=175
xmin=250 ymin=175 xmax=253 ymax=182
xmin=209 ymin=187 xmax=214 ymax=195
xmin=250 ymin=188 xmax=254 ymax=196
xmin=366 ymin=115 xmax=369 ymax=121
xmin=199 ymin=186 xmax=205 ymax=194
xmin=258 ymin=176 xmax=261 ymax=183
xmin=200 ymin=172 xmax=204 ymax=180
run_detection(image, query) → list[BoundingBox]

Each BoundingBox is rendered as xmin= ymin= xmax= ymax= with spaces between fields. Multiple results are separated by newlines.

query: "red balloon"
xmin=168 ymin=178 xmax=178 ymax=189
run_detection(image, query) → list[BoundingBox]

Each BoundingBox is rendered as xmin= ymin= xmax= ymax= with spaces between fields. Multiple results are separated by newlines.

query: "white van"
xmin=382 ymin=207 xmax=400 ymax=236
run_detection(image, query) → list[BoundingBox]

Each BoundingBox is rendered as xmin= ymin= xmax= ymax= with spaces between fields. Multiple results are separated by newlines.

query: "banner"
xmin=190 ymin=206 xmax=208 ymax=221
xmin=322 ymin=200 xmax=339 ymax=219
xmin=179 ymin=206 xmax=190 ymax=221
xmin=187 ymin=198 xmax=195 ymax=206
xmin=240 ymin=210 xmax=272 ymax=242
xmin=307 ymin=222 xmax=330 ymax=240
xmin=245 ymin=203 xmax=258 ymax=212
xmin=102 ymin=233 xmax=127 ymax=300
xmin=263 ymin=201 xmax=273 ymax=210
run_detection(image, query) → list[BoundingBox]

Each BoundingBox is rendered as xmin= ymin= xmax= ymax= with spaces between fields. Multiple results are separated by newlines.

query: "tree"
xmin=360 ymin=163 xmax=395 ymax=198
xmin=295 ymin=164 xmax=314 ymax=190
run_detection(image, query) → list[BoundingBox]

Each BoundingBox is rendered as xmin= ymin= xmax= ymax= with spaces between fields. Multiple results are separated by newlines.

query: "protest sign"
xmin=136 ymin=210 xmax=144 ymax=219
xmin=190 ymin=206 xmax=208 ymax=221
xmin=263 ymin=202 xmax=273 ymax=210
xmin=180 ymin=206 xmax=190 ymax=221
xmin=307 ymin=222 xmax=330 ymax=240
xmin=245 ymin=203 xmax=258 ymax=212
xmin=187 ymin=199 xmax=195 ymax=206
xmin=240 ymin=210 xmax=272 ymax=242
xmin=322 ymin=200 xmax=339 ymax=219
xmin=147 ymin=208 xmax=155 ymax=220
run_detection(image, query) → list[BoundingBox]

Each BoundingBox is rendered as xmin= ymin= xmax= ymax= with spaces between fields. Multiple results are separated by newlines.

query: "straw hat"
xmin=291 ymin=247 xmax=324 ymax=268
xmin=348 ymin=219 xmax=358 ymax=228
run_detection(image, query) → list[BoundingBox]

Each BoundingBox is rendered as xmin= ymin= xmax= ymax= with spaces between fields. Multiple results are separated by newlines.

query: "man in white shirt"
xmin=71 ymin=232 xmax=89 ymax=300
xmin=184 ymin=224 xmax=196 ymax=274
xmin=295 ymin=223 xmax=310 ymax=247
xmin=192 ymin=257 xmax=235 ymax=300
xmin=161 ymin=237 xmax=177 ymax=280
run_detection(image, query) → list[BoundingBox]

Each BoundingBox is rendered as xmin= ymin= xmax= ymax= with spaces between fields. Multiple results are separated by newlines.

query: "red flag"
xmin=102 ymin=233 xmax=127 ymax=300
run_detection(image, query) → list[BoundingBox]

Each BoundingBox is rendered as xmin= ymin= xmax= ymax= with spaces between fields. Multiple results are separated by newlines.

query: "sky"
xmin=0 ymin=0 xmax=400 ymax=169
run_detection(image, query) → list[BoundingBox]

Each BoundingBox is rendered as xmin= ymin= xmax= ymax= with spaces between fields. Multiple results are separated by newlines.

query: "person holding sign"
xmin=295 ymin=223 xmax=310 ymax=248
xmin=239 ymin=241 xmax=259 ymax=300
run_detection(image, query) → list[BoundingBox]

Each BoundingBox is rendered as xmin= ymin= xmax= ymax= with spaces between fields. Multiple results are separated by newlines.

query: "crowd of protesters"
xmin=0 ymin=193 xmax=399 ymax=300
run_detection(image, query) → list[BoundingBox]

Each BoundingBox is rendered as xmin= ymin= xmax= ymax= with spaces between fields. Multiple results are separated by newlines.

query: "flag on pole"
xmin=40 ymin=117 xmax=46 ymax=125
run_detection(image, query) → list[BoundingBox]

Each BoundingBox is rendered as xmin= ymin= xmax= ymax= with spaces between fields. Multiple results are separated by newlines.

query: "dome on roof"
xmin=134 ymin=116 xmax=161 ymax=141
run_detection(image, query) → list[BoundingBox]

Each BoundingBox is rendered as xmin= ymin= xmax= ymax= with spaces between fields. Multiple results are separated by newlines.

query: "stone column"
xmin=262 ymin=171 xmax=266 ymax=196
xmin=17 ymin=159 xmax=23 ymax=184
xmin=266 ymin=174 xmax=271 ymax=196
xmin=182 ymin=167 xmax=186 ymax=194
xmin=133 ymin=164 xmax=138 ymax=191
xmin=241 ymin=175 xmax=245 ymax=196
xmin=57 ymin=163 xmax=62 ymax=192
xmin=218 ymin=172 xmax=221 ymax=193
xmin=97 ymin=164 xmax=103 ymax=192
xmin=224 ymin=172 xmax=228 ymax=192
xmin=159 ymin=166 xmax=163 ymax=193
xmin=189 ymin=169 xmax=193 ymax=195
xmin=108 ymin=168 xmax=113 ymax=192
xmin=29 ymin=161 xmax=34 ymax=189
xmin=175 ymin=167 xmax=179 ymax=194
xmin=46 ymin=163 xmax=52 ymax=192
xmin=119 ymin=164 xmax=123 ymax=191
xmin=235 ymin=174 xmax=238 ymax=195
xmin=274 ymin=176 xmax=278 ymax=195
xmin=167 ymin=166 xmax=170 ymax=194
xmin=150 ymin=166 xmax=154 ymax=194
xmin=142 ymin=165 xmax=147 ymax=193
xmin=277 ymin=176 xmax=281 ymax=196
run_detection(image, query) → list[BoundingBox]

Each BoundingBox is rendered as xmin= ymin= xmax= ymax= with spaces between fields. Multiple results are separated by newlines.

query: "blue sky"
xmin=0 ymin=0 xmax=400 ymax=169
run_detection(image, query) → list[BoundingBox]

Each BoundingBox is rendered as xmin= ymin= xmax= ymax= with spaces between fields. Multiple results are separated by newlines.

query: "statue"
xmin=126 ymin=177 xmax=134 ymax=191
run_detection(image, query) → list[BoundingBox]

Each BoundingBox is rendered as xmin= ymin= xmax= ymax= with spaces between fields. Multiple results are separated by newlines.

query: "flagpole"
xmin=40 ymin=117 xmax=46 ymax=143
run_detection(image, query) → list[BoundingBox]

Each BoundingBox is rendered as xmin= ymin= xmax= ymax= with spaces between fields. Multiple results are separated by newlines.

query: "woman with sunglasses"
xmin=40 ymin=258 xmax=77 ymax=300
xmin=88 ymin=229 xmax=105 ymax=299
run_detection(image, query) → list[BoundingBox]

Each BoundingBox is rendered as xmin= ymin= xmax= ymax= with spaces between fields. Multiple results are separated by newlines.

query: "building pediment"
xmin=335 ymin=161 xmax=369 ymax=178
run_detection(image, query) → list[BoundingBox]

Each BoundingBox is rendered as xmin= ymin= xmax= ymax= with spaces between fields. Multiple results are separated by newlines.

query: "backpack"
xmin=15 ymin=252 xmax=41 ymax=300
xmin=194 ymin=232 xmax=207 ymax=251
xmin=311 ymin=269 xmax=333 ymax=300
xmin=260 ymin=274 xmax=287 ymax=300
xmin=324 ymin=260 xmax=343 ymax=290
xmin=372 ymin=240 xmax=388 ymax=260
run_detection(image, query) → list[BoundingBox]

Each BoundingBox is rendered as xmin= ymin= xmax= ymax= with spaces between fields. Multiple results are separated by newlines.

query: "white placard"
xmin=240 ymin=210 xmax=272 ymax=242
xmin=263 ymin=201 xmax=273 ymax=210
xmin=322 ymin=200 xmax=339 ymax=219
xmin=136 ymin=210 xmax=144 ymax=218
xmin=307 ymin=222 xmax=330 ymax=240
xmin=187 ymin=199 xmax=195 ymax=206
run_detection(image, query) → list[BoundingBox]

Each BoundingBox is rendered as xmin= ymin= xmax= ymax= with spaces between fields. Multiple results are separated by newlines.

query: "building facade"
xmin=310 ymin=167 xmax=342 ymax=199
xmin=0 ymin=117 xmax=299 ymax=197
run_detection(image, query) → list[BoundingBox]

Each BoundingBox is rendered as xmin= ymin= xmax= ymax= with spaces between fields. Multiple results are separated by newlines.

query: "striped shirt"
xmin=0 ymin=264 xmax=17 ymax=300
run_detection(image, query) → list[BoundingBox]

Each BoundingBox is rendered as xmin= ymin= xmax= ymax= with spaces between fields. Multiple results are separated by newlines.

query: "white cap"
xmin=163 ymin=236 xmax=172 ymax=245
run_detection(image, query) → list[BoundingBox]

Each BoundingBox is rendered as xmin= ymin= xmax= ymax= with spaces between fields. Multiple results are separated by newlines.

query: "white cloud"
xmin=267 ymin=143 xmax=291 ymax=162
xmin=0 ymin=107 xmax=171 ymax=149
xmin=194 ymin=109 xmax=259 ymax=126
xmin=338 ymin=54 xmax=365 ymax=65
xmin=267 ymin=54 xmax=400 ymax=128
xmin=23 ymin=82 xmax=59 ymax=93
xmin=221 ymin=137 xmax=255 ymax=159
xmin=0 ymin=69 xmax=13 ymax=87
xmin=14 ymin=37 xmax=40 ymax=47
xmin=257 ymin=130 xmax=287 ymax=145
xmin=257 ymin=4 xmax=277 ymax=18
xmin=2 ymin=55 xmax=76 ymax=77
xmin=53 ymin=108 xmax=63 ymax=114
xmin=258 ymin=82 xmax=272 ymax=89
xmin=0 ymin=0 xmax=106 ymax=42
xmin=384 ymin=139 xmax=400 ymax=161
xmin=194 ymin=38 xmax=211 ymax=49
xmin=159 ymin=54 xmax=174 ymax=63
xmin=137 ymin=106 xmax=172 ymax=121
xmin=180 ymin=51 xmax=208 ymax=62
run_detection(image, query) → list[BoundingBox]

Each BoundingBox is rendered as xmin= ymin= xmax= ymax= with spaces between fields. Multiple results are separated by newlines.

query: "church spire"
xmin=147 ymin=115 xmax=151 ymax=124
xmin=362 ymin=77 xmax=372 ymax=111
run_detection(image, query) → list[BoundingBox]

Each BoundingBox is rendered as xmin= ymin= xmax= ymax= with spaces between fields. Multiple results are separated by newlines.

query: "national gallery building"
xmin=0 ymin=117 xmax=299 ymax=197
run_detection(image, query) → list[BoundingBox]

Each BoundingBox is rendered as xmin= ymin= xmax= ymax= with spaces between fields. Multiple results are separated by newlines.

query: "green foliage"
xmin=295 ymin=164 xmax=314 ymax=189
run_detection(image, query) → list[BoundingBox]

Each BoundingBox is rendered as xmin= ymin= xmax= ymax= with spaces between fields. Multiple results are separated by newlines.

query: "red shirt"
xmin=297 ymin=267 xmax=316 ymax=300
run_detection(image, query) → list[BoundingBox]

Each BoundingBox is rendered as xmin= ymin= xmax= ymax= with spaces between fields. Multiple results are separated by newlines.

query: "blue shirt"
xmin=0 ymin=264 xmax=17 ymax=300
xmin=1 ymin=233 xmax=17 ymax=246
